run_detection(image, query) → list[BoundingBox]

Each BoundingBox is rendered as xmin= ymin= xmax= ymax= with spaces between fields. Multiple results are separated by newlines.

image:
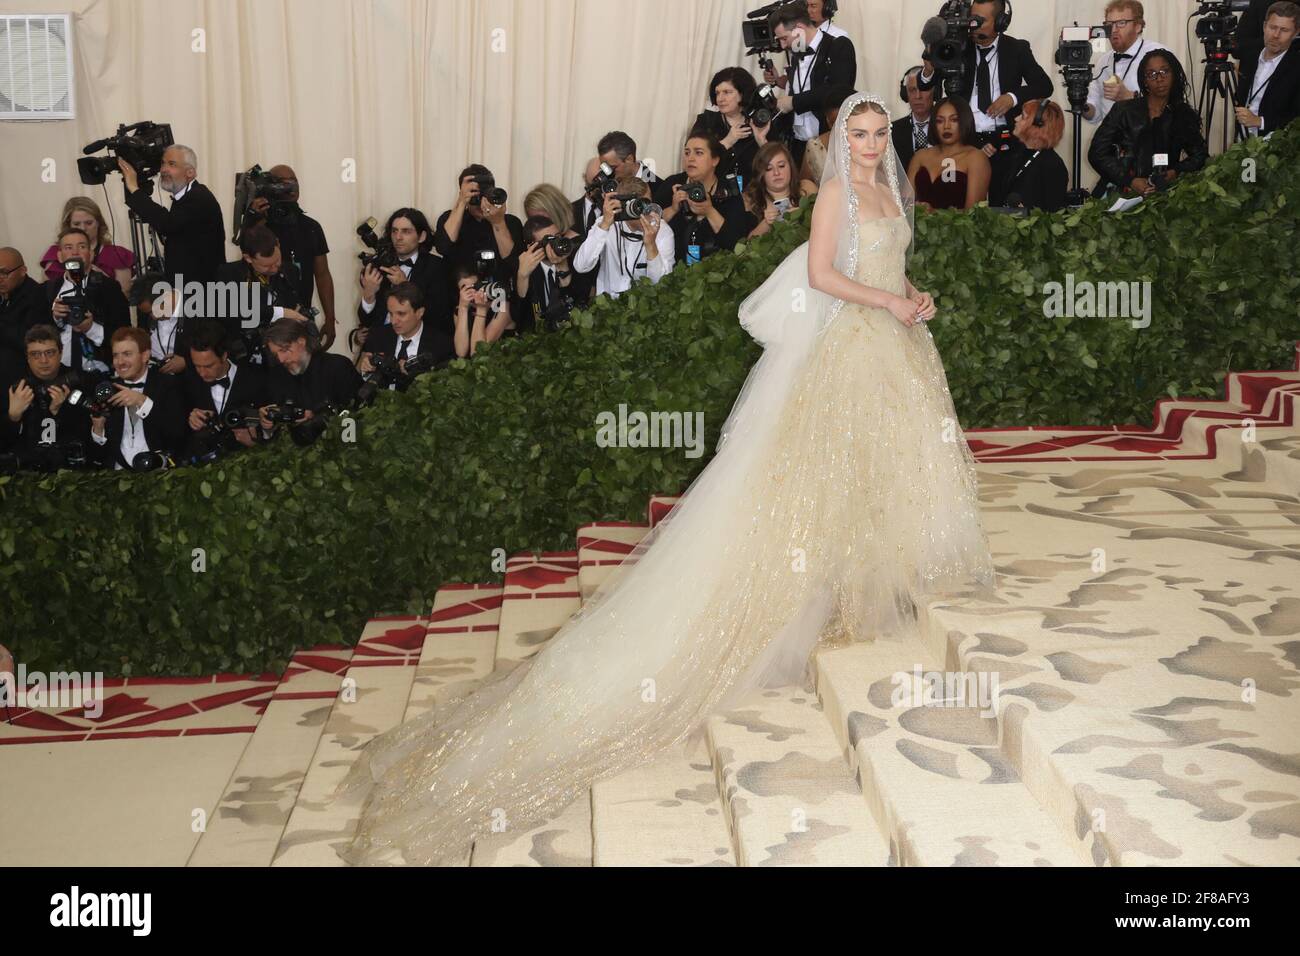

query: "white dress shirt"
xmin=360 ymin=249 xmax=420 ymax=316
xmin=209 ymin=360 xmax=238 ymax=414
xmin=170 ymin=180 xmax=195 ymax=202
xmin=970 ymin=36 xmax=1013 ymax=134
xmin=790 ymin=28 xmax=825 ymax=143
xmin=572 ymin=218 xmax=675 ymax=299
xmin=818 ymin=21 xmax=848 ymax=40
xmin=150 ymin=313 xmax=181 ymax=362
xmin=1086 ymin=36 xmax=1169 ymax=125
xmin=55 ymin=276 xmax=107 ymax=373
xmin=1246 ymin=46 xmax=1290 ymax=135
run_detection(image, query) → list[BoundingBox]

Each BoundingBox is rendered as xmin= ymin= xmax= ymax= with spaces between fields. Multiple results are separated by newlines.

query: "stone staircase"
xmin=184 ymin=359 xmax=1300 ymax=866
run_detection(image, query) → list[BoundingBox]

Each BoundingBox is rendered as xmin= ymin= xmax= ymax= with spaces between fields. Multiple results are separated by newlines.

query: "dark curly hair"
xmin=1136 ymin=48 xmax=1189 ymax=107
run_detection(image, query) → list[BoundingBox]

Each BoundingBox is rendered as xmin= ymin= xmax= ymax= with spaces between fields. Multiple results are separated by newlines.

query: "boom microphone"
xmin=921 ymin=16 xmax=947 ymax=46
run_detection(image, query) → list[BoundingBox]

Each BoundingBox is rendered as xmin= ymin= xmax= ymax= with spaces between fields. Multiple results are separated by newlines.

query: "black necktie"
xmin=397 ymin=339 xmax=411 ymax=362
xmin=977 ymin=46 xmax=993 ymax=113
xmin=586 ymin=204 xmax=597 ymax=230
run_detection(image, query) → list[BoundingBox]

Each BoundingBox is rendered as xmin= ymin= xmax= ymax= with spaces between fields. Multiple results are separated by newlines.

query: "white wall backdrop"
xmin=0 ymin=0 xmax=1209 ymax=348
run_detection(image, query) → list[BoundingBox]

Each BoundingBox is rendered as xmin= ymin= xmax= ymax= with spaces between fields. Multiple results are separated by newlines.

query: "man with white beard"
xmin=120 ymin=145 xmax=226 ymax=286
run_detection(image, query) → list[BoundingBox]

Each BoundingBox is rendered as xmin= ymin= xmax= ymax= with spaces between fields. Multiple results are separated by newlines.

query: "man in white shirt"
xmin=572 ymin=178 xmax=674 ymax=300
xmin=809 ymin=0 xmax=848 ymax=39
xmin=1236 ymin=2 xmax=1300 ymax=137
xmin=90 ymin=326 xmax=187 ymax=469
xmin=1085 ymin=1 xmax=1169 ymax=124
xmin=45 ymin=228 xmax=128 ymax=377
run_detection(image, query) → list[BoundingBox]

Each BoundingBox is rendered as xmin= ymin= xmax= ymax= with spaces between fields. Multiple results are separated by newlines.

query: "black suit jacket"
xmin=357 ymin=252 xmax=452 ymax=335
xmin=43 ymin=274 xmax=130 ymax=375
xmin=214 ymin=259 xmax=307 ymax=345
xmin=572 ymin=194 xmax=599 ymax=243
xmin=1237 ymin=0 xmax=1274 ymax=64
xmin=784 ymin=34 xmax=858 ymax=132
xmin=92 ymin=369 xmax=189 ymax=468
xmin=892 ymin=115 xmax=928 ymax=173
xmin=1237 ymin=42 xmax=1300 ymax=136
xmin=124 ymin=181 xmax=226 ymax=284
xmin=0 ymin=276 xmax=47 ymax=362
xmin=919 ymin=34 xmax=1053 ymax=127
xmin=183 ymin=359 xmax=268 ymax=418
xmin=266 ymin=351 xmax=362 ymax=412
xmin=0 ymin=368 xmax=94 ymax=454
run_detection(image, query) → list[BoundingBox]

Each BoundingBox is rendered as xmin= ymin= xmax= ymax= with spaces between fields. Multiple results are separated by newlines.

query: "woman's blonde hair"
xmin=523 ymin=183 xmax=574 ymax=233
xmin=58 ymin=197 xmax=111 ymax=249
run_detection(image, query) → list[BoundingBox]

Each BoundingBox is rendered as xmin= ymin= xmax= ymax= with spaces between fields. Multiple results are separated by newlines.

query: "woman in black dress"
xmin=690 ymin=67 xmax=773 ymax=187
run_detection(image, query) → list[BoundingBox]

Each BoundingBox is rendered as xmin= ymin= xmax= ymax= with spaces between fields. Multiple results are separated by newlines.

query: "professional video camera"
xmin=0 ymin=442 xmax=93 ymax=475
xmin=233 ymin=164 xmax=300 ymax=242
xmin=1195 ymin=0 xmax=1251 ymax=51
xmin=745 ymin=84 xmax=780 ymax=128
xmin=613 ymin=194 xmax=664 ymax=223
xmin=919 ymin=0 xmax=980 ymax=97
xmin=742 ymin=2 xmax=785 ymax=78
xmin=1193 ymin=0 xmax=1253 ymax=149
xmin=77 ymin=122 xmax=175 ymax=186
xmin=356 ymin=218 xmax=400 ymax=271
xmin=1056 ymin=24 xmax=1106 ymax=113
xmin=468 ymin=174 xmax=508 ymax=208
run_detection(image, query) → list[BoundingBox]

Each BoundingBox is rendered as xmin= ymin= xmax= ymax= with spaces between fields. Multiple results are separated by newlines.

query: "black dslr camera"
xmin=745 ymin=84 xmax=780 ymax=128
xmin=585 ymin=162 xmax=620 ymax=200
xmin=468 ymin=174 xmax=508 ymax=207
xmin=474 ymin=250 xmax=506 ymax=306
xmin=613 ymin=195 xmax=664 ymax=222
xmin=540 ymin=234 xmax=577 ymax=258
xmin=56 ymin=259 xmax=91 ymax=327
xmin=78 ymin=121 xmax=175 ymax=186
xmin=357 ymin=218 xmax=400 ymax=271
xmin=683 ymin=173 xmax=741 ymax=205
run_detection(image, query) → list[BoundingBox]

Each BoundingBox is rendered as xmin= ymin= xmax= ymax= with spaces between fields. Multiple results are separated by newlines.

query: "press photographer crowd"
xmin=1 ymin=0 xmax=1296 ymax=476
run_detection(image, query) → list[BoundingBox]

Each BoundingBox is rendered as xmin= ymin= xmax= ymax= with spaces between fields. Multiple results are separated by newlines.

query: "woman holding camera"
xmin=40 ymin=197 xmax=135 ymax=298
xmin=691 ymin=67 xmax=772 ymax=185
xmin=1088 ymin=49 xmax=1207 ymax=198
xmin=744 ymin=142 xmax=817 ymax=238
xmin=654 ymin=132 xmax=753 ymax=266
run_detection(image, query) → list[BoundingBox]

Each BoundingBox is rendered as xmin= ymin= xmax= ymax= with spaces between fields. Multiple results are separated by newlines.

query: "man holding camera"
xmin=573 ymin=157 xmax=609 ymax=240
xmin=358 ymin=282 xmax=454 ymax=388
xmin=1084 ymin=2 xmax=1169 ymax=125
xmin=261 ymin=317 xmax=362 ymax=435
xmin=89 ymin=326 xmax=188 ymax=470
xmin=358 ymin=208 xmax=451 ymax=339
xmin=918 ymin=0 xmax=1053 ymax=163
xmin=2 ymin=324 xmax=93 ymax=460
xmin=0 ymin=248 xmax=45 ymax=367
xmin=216 ymin=225 xmax=315 ymax=363
xmin=120 ymin=145 xmax=225 ymax=286
xmin=243 ymin=165 xmax=337 ymax=349
xmin=514 ymin=216 xmax=596 ymax=333
xmin=434 ymin=166 xmax=524 ymax=279
xmin=1236 ymin=2 xmax=1300 ymax=138
xmin=44 ymin=228 xmax=129 ymax=378
xmin=572 ymin=177 xmax=675 ymax=300
xmin=183 ymin=319 xmax=266 ymax=455
xmin=766 ymin=1 xmax=858 ymax=169
xmin=127 ymin=273 xmax=188 ymax=377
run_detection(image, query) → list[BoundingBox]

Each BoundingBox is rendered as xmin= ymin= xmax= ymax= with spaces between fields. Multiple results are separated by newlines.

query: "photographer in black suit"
xmin=0 ymin=247 xmax=45 ymax=365
xmin=129 ymin=273 xmax=188 ymax=377
xmin=358 ymin=283 xmax=454 ymax=390
xmin=216 ymin=225 xmax=315 ymax=364
xmin=513 ymin=216 xmax=596 ymax=334
xmin=260 ymin=317 xmax=362 ymax=434
xmin=768 ymin=1 xmax=858 ymax=168
xmin=893 ymin=66 xmax=937 ymax=171
xmin=433 ymin=166 xmax=524 ymax=281
xmin=89 ymin=326 xmax=188 ymax=470
xmin=183 ymin=319 xmax=267 ymax=454
xmin=357 ymin=208 xmax=451 ymax=342
xmin=43 ymin=228 xmax=129 ymax=378
xmin=2 ymin=324 xmax=93 ymax=461
xmin=918 ymin=0 xmax=1053 ymax=174
xmin=119 ymin=145 xmax=225 ymax=285
xmin=1235 ymin=2 xmax=1300 ymax=138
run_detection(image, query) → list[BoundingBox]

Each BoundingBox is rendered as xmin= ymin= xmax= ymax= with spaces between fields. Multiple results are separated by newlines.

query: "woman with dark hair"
xmin=906 ymin=97 xmax=991 ymax=210
xmin=744 ymin=141 xmax=818 ymax=238
xmin=1088 ymin=48 xmax=1207 ymax=197
xmin=654 ymin=132 xmax=752 ymax=265
xmin=691 ymin=67 xmax=770 ymax=184
xmin=990 ymin=98 xmax=1070 ymax=212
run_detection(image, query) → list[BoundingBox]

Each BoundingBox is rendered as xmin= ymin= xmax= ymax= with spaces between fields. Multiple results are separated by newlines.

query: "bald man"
xmin=121 ymin=144 xmax=226 ymax=286
xmin=571 ymin=157 xmax=605 ymax=242
xmin=244 ymin=164 xmax=337 ymax=349
xmin=0 ymin=247 xmax=45 ymax=364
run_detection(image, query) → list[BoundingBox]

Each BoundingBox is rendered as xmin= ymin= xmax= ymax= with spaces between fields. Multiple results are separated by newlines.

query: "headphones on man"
xmin=989 ymin=0 xmax=1014 ymax=35
xmin=1032 ymin=96 xmax=1050 ymax=127
xmin=821 ymin=0 xmax=839 ymax=19
xmin=900 ymin=66 xmax=923 ymax=103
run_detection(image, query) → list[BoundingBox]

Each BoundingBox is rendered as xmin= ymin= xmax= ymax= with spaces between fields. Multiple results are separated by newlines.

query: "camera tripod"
xmin=121 ymin=180 xmax=165 ymax=277
xmin=1197 ymin=45 xmax=1244 ymax=153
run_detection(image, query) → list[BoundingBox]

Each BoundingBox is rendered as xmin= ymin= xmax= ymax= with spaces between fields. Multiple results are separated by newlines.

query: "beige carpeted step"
xmin=815 ymin=642 xmax=1085 ymax=866
xmin=187 ymin=645 xmax=354 ymax=866
xmin=590 ymin=741 xmax=735 ymax=866
xmin=469 ymin=793 xmax=594 ymax=866
xmin=494 ymin=552 xmax=581 ymax=663
xmin=577 ymin=522 xmax=649 ymax=602
xmin=706 ymin=686 xmax=891 ymax=866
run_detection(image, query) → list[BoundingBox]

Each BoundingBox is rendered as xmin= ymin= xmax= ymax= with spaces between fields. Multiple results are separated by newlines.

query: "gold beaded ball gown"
xmin=335 ymin=92 xmax=997 ymax=865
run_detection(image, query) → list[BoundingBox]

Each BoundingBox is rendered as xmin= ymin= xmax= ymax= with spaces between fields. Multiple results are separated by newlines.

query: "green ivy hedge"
xmin=2 ymin=125 xmax=1298 ymax=677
